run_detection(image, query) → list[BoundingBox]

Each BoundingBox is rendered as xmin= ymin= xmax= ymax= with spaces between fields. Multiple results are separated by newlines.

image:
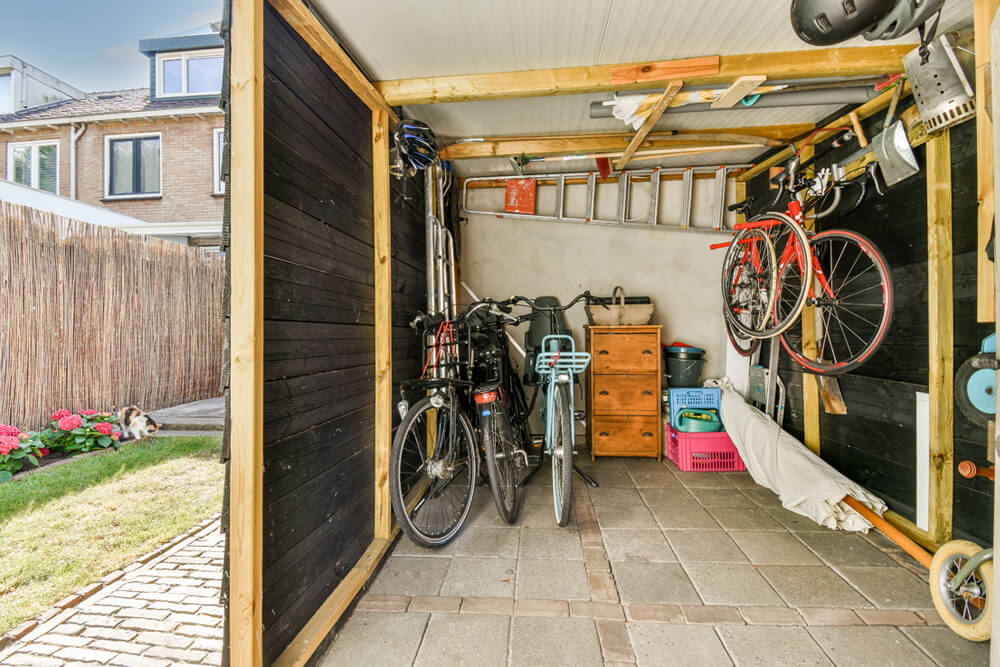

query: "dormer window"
xmin=156 ymin=49 xmax=223 ymax=97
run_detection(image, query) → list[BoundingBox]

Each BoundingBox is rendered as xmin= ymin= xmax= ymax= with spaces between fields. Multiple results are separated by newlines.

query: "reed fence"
xmin=0 ymin=201 xmax=225 ymax=428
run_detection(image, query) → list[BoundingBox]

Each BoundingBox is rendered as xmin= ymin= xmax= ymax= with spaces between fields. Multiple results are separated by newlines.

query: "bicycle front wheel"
xmin=722 ymin=227 xmax=777 ymax=345
xmin=389 ymin=396 xmax=477 ymax=547
xmin=481 ymin=400 xmax=522 ymax=524
xmin=551 ymin=382 xmax=574 ymax=527
xmin=779 ymin=229 xmax=893 ymax=375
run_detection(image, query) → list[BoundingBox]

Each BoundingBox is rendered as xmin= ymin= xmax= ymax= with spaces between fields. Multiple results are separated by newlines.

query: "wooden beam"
xmin=375 ymin=45 xmax=910 ymax=106
xmin=615 ymin=82 xmax=682 ymax=170
xmin=372 ymin=108 xmax=392 ymax=540
xmin=737 ymin=82 xmax=911 ymax=182
xmin=228 ymin=0 xmax=264 ymax=664
xmin=269 ymin=0 xmax=398 ymax=124
xmin=976 ymin=0 xmax=999 ymax=322
xmin=800 ymin=144 xmax=821 ymax=456
xmin=440 ymin=125 xmax=807 ymax=160
xmin=711 ymin=75 xmax=767 ymax=109
xmin=926 ymin=129 xmax=954 ymax=545
xmin=884 ymin=510 xmax=942 ymax=553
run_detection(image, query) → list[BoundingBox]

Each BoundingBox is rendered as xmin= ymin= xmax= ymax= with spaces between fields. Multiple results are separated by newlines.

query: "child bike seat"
xmin=523 ymin=296 xmax=573 ymax=386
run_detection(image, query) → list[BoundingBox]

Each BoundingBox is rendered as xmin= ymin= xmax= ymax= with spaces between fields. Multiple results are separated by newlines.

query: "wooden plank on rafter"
xmin=711 ymin=75 xmax=767 ymax=109
xmin=975 ymin=0 xmax=999 ymax=322
xmin=615 ymin=81 xmax=683 ymax=170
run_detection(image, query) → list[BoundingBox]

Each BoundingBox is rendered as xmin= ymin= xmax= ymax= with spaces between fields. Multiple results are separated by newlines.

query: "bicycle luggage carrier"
xmin=535 ymin=350 xmax=591 ymax=376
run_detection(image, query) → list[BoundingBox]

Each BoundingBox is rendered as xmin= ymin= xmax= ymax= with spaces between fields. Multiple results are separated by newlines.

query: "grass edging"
xmin=0 ymin=512 xmax=223 ymax=651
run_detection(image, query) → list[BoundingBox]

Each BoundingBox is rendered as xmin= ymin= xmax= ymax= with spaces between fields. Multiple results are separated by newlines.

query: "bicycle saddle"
xmin=523 ymin=296 xmax=573 ymax=386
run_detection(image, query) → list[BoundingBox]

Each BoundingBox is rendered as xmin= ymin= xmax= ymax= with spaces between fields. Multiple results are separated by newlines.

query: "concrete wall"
xmin=460 ymin=176 xmax=736 ymax=385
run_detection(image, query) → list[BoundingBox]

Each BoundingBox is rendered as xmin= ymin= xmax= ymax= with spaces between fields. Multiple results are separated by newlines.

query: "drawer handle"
xmin=642 ymin=431 xmax=654 ymax=437
xmin=642 ymin=349 xmax=653 ymax=355
xmin=599 ymin=390 xmax=609 ymax=396
xmin=599 ymin=350 xmax=609 ymax=355
xmin=599 ymin=431 xmax=610 ymax=437
xmin=642 ymin=391 xmax=653 ymax=396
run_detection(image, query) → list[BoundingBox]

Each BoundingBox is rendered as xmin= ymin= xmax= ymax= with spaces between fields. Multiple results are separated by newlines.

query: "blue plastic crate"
xmin=669 ymin=387 xmax=722 ymax=428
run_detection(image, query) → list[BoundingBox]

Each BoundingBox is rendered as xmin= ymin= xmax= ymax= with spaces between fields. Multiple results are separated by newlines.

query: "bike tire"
xmin=481 ymin=402 xmax=521 ymax=524
xmin=779 ymin=229 xmax=893 ymax=376
xmin=389 ymin=396 xmax=477 ymax=547
xmin=551 ymin=382 xmax=574 ymax=527
xmin=722 ymin=227 xmax=778 ymax=342
xmin=929 ymin=540 xmax=992 ymax=642
xmin=724 ymin=310 xmax=762 ymax=357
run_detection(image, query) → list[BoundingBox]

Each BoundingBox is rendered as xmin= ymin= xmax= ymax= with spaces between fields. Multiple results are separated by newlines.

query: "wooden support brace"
xmin=976 ymin=0 xmax=999 ymax=322
xmin=615 ymin=81 xmax=683 ymax=170
xmin=372 ymin=108 xmax=392 ymax=540
xmin=799 ymin=145 xmax=821 ymax=455
xmin=711 ymin=75 xmax=767 ymax=109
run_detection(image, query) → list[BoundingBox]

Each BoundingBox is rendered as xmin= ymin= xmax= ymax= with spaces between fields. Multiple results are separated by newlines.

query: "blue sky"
xmin=1 ymin=1 xmax=223 ymax=92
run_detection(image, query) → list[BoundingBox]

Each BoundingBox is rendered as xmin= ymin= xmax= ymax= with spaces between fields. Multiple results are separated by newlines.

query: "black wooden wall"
xmin=748 ymin=113 xmax=993 ymax=543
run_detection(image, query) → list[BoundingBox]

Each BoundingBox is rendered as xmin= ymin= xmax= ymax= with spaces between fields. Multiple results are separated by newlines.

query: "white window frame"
xmin=6 ymin=139 xmax=59 ymax=194
xmin=103 ymin=131 xmax=162 ymax=200
xmin=212 ymin=127 xmax=225 ymax=195
xmin=155 ymin=49 xmax=224 ymax=98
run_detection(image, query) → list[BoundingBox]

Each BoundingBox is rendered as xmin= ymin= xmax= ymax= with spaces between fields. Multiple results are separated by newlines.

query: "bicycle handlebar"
xmin=509 ymin=291 xmax=592 ymax=312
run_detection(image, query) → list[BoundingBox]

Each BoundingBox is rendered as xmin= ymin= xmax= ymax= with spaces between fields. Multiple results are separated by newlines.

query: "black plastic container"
xmin=663 ymin=342 xmax=706 ymax=388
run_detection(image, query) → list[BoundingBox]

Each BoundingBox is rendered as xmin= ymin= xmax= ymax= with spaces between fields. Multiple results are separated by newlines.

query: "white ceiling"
xmin=310 ymin=0 xmax=975 ymax=175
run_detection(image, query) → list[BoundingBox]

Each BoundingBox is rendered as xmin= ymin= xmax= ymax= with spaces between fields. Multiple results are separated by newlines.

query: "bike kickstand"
xmin=574 ymin=464 xmax=599 ymax=488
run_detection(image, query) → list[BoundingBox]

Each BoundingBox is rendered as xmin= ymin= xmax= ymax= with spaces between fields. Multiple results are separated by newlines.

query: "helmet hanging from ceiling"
xmin=863 ymin=0 xmax=945 ymax=41
xmin=394 ymin=119 xmax=439 ymax=172
xmin=790 ymin=0 xmax=896 ymax=45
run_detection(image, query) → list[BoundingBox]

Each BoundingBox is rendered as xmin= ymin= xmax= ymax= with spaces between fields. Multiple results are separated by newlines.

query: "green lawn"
xmin=0 ymin=436 xmax=224 ymax=635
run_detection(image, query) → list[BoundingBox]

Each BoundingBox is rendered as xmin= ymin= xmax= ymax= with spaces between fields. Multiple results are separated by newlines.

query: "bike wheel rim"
xmin=938 ymin=554 xmax=988 ymax=624
xmin=491 ymin=409 xmax=517 ymax=512
xmin=722 ymin=229 xmax=776 ymax=338
xmin=551 ymin=387 xmax=566 ymax=521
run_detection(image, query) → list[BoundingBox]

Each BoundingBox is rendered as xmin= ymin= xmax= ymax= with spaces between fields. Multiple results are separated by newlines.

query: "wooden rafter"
xmin=711 ymin=75 xmax=767 ymax=109
xmin=615 ymin=81 xmax=683 ymax=170
xmin=375 ymin=45 xmax=910 ymax=105
xmin=439 ymin=124 xmax=809 ymax=160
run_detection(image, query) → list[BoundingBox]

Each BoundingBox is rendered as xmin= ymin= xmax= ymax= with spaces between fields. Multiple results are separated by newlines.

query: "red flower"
xmin=58 ymin=414 xmax=83 ymax=431
xmin=0 ymin=424 xmax=19 ymax=436
xmin=38 ymin=447 xmax=50 ymax=457
xmin=51 ymin=409 xmax=72 ymax=421
xmin=79 ymin=409 xmax=98 ymax=416
xmin=0 ymin=435 xmax=19 ymax=456
xmin=95 ymin=422 xmax=114 ymax=436
xmin=18 ymin=432 xmax=28 ymax=441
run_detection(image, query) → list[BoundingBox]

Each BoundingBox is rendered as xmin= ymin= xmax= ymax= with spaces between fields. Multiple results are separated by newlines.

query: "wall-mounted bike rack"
xmin=461 ymin=164 xmax=752 ymax=233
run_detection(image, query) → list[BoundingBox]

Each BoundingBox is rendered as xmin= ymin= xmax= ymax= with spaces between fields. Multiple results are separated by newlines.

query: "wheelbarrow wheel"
xmin=929 ymin=539 xmax=992 ymax=642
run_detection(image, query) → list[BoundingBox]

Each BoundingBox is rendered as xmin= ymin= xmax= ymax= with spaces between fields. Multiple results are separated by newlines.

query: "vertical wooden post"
xmin=976 ymin=0 xmax=1000 ymax=322
xmin=926 ymin=130 xmax=954 ymax=545
xmin=799 ymin=145 xmax=820 ymax=455
xmin=372 ymin=109 xmax=392 ymax=540
xmin=228 ymin=0 xmax=264 ymax=664
xmin=733 ymin=179 xmax=747 ymax=226
xmin=989 ymin=11 xmax=1000 ymax=656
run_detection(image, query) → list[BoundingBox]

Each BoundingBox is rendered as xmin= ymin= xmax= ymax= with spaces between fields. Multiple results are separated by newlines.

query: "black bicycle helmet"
xmin=394 ymin=119 xmax=439 ymax=171
xmin=790 ymin=0 xmax=895 ymax=45
xmin=863 ymin=0 xmax=944 ymax=41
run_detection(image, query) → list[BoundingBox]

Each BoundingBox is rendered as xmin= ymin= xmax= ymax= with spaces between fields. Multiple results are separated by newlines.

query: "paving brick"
xmin=82 ymin=605 xmax=121 ymax=615
xmin=579 ymin=523 xmax=604 ymax=548
xmin=89 ymin=638 xmax=150 ymax=654
xmin=625 ymin=604 xmax=685 ymax=623
xmin=190 ymin=637 xmax=223 ymax=652
xmin=148 ymin=602 xmax=202 ymax=614
xmin=5 ymin=620 xmax=38 ymax=641
xmin=797 ymin=607 xmax=864 ymax=625
xmin=917 ymin=610 xmax=946 ymax=626
xmin=514 ymin=599 xmax=569 ymax=617
xmin=54 ymin=645 xmax=117 ymax=662
xmin=119 ymin=618 xmax=179 ymax=632
xmin=588 ymin=571 xmax=619 ymax=602
xmin=75 ymin=582 xmax=104 ymax=603
xmin=460 ymin=597 xmax=514 ymax=615
xmin=134 ymin=631 xmax=194 ymax=649
xmin=54 ymin=594 xmax=82 ymax=609
xmin=116 ymin=606 xmax=172 ymax=622
xmin=569 ymin=601 xmax=625 ymax=620
xmin=739 ymin=606 xmax=804 ymax=625
xmin=408 ymin=596 xmax=462 ymax=613
xmin=2 ymin=654 xmax=63 ymax=666
xmin=71 ymin=613 xmax=121 ymax=628
xmin=52 ymin=623 xmax=85 ymax=636
xmin=142 ymin=645 xmax=207 ymax=662
xmin=167 ymin=613 xmax=220 ymax=626
xmin=101 ymin=596 xmax=147 ymax=608
xmin=81 ymin=627 xmax=137 ymax=641
xmin=109 ymin=654 xmax=171 ymax=667
xmin=855 ymin=609 xmax=926 ymax=626
xmin=17 ymin=644 xmax=60 ymax=655
xmin=198 ymin=606 xmax=224 ymax=617
xmin=176 ymin=624 xmax=223 ymax=638
xmin=355 ymin=595 xmax=410 ymax=612
xmin=204 ymin=651 xmax=223 ymax=664
xmin=139 ymin=592 xmax=187 ymax=603
xmin=583 ymin=547 xmax=610 ymax=573
xmin=40 ymin=633 xmax=90 ymax=647
xmin=183 ymin=596 xmax=221 ymax=606
xmin=682 ymin=605 xmax=744 ymax=625
xmin=596 ymin=620 xmax=635 ymax=663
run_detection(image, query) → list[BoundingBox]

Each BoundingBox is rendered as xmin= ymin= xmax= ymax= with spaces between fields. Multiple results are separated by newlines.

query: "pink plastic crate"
xmin=666 ymin=425 xmax=746 ymax=472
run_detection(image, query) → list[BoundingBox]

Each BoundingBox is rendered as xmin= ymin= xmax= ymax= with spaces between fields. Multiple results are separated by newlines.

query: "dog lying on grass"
xmin=117 ymin=406 xmax=160 ymax=442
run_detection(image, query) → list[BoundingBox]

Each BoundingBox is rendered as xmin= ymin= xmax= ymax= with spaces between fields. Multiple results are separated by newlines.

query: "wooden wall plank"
xmin=976 ymin=0 xmax=999 ymax=322
xmin=372 ymin=108 xmax=392 ymax=540
xmin=799 ymin=144 xmax=820 ymax=455
xmin=228 ymin=0 xmax=264 ymax=664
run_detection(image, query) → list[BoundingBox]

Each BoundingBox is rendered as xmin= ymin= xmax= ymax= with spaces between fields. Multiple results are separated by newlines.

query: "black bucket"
xmin=664 ymin=342 xmax=706 ymax=388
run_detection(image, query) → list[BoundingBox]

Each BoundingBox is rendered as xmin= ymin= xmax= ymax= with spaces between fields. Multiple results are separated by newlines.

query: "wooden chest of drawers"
xmin=586 ymin=325 xmax=662 ymax=460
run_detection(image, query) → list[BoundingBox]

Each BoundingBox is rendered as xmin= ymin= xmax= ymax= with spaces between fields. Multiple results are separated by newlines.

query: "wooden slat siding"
xmin=747 ymin=113 xmax=992 ymax=543
xmin=260 ymin=5 xmax=375 ymax=663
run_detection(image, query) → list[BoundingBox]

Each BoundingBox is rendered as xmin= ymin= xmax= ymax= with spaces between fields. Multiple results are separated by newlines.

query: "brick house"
xmin=0 ymin=25 xmax=225 ymax=246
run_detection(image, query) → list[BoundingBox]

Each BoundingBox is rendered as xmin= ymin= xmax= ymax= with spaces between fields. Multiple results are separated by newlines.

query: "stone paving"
xmin=319 ymin=456 xmax=991 ymax=666
xmin=0 ymin=517 xmax=224 ymax=666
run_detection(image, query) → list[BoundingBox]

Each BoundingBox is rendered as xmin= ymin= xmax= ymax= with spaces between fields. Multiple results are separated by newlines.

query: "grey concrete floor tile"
xmin=509 ymin=615 xmax=603 ymax=667
xmin=595 ymin=504 xmax=659 ymax=529
xmin=602 ymin=528 xmax=676 ymax=563
xmin=740 ymin=487 xmax=783 ymax=508
xmin=627 ymin=468 xmax=682 ymax=488
xmin=796 ymin=532 xmax=898 ymax=567
xmin=413 ymin=613 xmax=509 ymax=666
xmin=628 ymin=623 xmax=732 ymax=666
xmin=518 ymin=528 xmax=584 ymax=560
xmin=518 ymin=500 xmax=577 ymax=528
xmin=467 ymin=497 xmax=515 ymax=527
xmin=451 ymin=526 xmax=520 ymax=559
xmin=521 ymin=485 xmax=554 ymax=505
xmin=689 ymin=488 xmax=757 ymax=508
xmin=587 ymin=486 xmax=644 ymax=507
xmin=759 ymin=566 xmax=871 ymax=608
xmin=719 ymin=472 xmax=759 ymax=488
xmin=684 ymin=563 xmax=784 ymax=606
xmin=516 ymin=558 xmax=590 ymax=600
xmin=675 ymin=471 xmax=737 ymax=488
xmin=368 ymin=557 xmax=450 ymax=596
xmin=439 ymin=557 xmax=517 ymax=598
xmin=807 ymin=626 xmax=935 ymax=667
xmin=764 ymin=507 xmax=828 ymax=532
xmin=638 ymin=487 xmax=698 ymax=508
xmin=709 ymin=507 xmax=785 ymax=531
xmin=666 ymin=530 xmax=748 ymax=564
xmin=581 ymin=466 xmax=635 ymax=487
xmin=391 ymin=535 xmax=454 ymax=558
xmin=650 ymin=503 xmax=722 ymax=530
xmin=612 ymin=562 xmax=701 ymax=604
xmin=900 ymin=626 xmax=990 ymax=666
xmin=728 ymin=531 xmax=822 ymax=565
xmin=717 ymin=626 xmax=832 ymax=666
xmin=318 ymin=612 xmax=428 ymax=666
xmin=836 ymin=566 xmax=934 ymax=610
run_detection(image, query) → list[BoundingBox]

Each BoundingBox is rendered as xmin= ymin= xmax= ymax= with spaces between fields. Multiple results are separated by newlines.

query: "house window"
xmin=212 ymin=128 xmax=225 ymax=195
xmin=7 ymin=140 xmax=59 ymax=193
xmin=0 ymin=74 xmax=11 ymax=115
xmin=156 ymin=50 xmax=223 ymax=97
xmin=105 ymin=133 xmax=161 ymax=198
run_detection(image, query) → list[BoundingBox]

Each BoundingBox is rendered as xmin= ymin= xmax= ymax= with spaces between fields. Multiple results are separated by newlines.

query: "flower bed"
xmin=1 ymin=409 xmax=123 ymax=482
